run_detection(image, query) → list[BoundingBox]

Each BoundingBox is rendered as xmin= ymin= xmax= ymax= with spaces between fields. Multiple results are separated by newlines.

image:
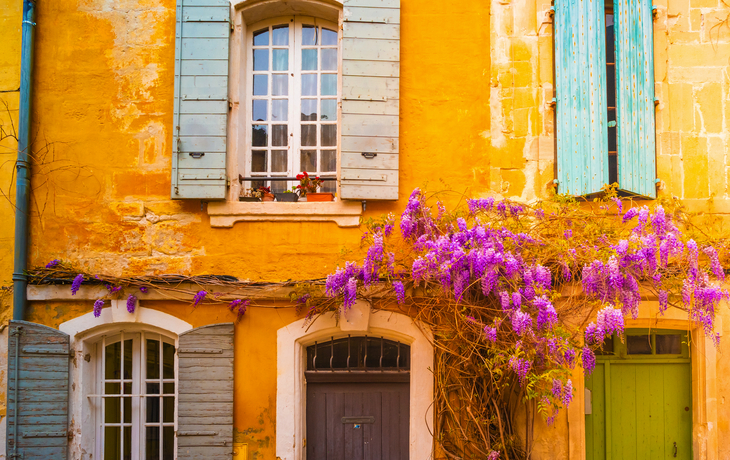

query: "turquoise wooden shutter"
xmin=555 ymin=0 xmax=609 ymax=196
xmin=615 ymin=0 xmax=657 ymax=198
xmin=7 ymin=321 xmax=70 ymax=460
xmin=340 ymin=0 xmax=400 ymax=201
xmin=177 ymin=323 xmax=234 ymax=459
xmin=172 ymin=0 xmax=230 ymax=200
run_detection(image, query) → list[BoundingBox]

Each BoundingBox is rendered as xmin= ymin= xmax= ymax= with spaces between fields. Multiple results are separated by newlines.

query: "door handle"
xmin=673 ymin=441 xmax=677 ymax=457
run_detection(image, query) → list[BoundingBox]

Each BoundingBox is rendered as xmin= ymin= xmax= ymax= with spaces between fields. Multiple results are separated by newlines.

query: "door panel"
xmin=586 ymin=362 xmax=691 ymax=460
xmin=306 ymin=382 xmax=409 ymax=460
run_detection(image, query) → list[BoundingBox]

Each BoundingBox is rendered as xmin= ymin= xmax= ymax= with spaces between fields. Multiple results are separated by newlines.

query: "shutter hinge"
xmin=654 ymin=98 xmax=660 ymax=106
xmin=652 ymin=6 xmax=658 ymax=18
xmin=655 ymin=178 xmax=661 ymax=184
xmin=608 ymin=121 xmax=616 ymax=128
xmin=548 ymin=6 xmax=555 ymax=17
xmin=549 ymin=97 xmax=556 ymax=109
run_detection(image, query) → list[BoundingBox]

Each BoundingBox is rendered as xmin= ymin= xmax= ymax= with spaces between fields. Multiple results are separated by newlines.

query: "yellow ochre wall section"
xmin=1 ymin=0 xmax=730 ymax=458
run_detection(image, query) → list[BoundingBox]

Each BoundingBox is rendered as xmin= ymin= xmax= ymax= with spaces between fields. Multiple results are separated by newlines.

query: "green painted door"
xmin=586 ymin=330 xmax=692 ymax=460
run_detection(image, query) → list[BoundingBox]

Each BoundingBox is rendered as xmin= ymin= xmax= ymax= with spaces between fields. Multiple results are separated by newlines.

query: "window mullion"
xmin=292 ymin=19 xmax=301 ymax=178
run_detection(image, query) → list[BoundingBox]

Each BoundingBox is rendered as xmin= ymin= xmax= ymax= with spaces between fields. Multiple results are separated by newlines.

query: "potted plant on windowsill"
xmin=275 ymin=187 xmax=300 ymax=202
xmin=239 ymin=188 xmax=262 ymax=202
xmin=296 ymin=171 xmax=334 ymax=202
xmin=258 ymin=186 xmax=275 ymax=202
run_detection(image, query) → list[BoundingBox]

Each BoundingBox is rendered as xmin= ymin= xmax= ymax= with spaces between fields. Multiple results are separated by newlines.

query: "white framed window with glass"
xmin=94 ymin=331 xmax=176 ymax=460
xmin=245 ymin=16 xmax=339 ymax=195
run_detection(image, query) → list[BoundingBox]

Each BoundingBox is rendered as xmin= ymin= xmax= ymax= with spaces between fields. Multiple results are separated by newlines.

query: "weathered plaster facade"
xmin=2 ymin=0 xmax=730 ymax=458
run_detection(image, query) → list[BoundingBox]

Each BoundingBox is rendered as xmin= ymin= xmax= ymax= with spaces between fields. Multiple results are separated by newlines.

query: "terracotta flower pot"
xmin=262 ymin=192 xmax=275 ymax=202
xmin=275 ymin=192 xmax=299 ymax=202
xmin=305 ymin=192 xmax=334 ymax=202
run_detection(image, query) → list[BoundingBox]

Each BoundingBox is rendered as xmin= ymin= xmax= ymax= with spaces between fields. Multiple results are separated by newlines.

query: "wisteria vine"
xmin=323 ymin=188 xmax=728 ymax=459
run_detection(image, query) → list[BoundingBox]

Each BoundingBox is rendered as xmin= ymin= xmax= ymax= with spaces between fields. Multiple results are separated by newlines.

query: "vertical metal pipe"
xmin=10 ymin=327 xmax=22 ymax=459
xmin=13 ymin=0 xmax=36 ymax=321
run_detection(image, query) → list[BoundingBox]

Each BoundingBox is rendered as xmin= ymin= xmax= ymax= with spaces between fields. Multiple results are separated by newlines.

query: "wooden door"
xmin=306 ymin=382 xmax=409 ymax=460
xmin=586 ymin=330 xmax=692 ymax=460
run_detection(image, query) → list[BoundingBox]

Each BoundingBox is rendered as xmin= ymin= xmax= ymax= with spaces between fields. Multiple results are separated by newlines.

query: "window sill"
xmin=207 ymin=200 xmax=362 ymax=228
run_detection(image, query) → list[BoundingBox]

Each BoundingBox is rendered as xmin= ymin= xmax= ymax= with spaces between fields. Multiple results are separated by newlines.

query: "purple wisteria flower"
xmin=229 ymin=299 xmax=250 ymax=319
xmin=562 ymin=379 xmax=573 ymax=406
xmin=139 ymin=286 xmax=148 ymax=293
xmin=71 ymin=274 xmax=84 ymax=295
xmin=393 ymin=281 xmax=405 ymax=305
xmin=93 ymin=299 xmax=104 ymax=318
xmin=611 ymin=197 xmax=623 ymax=214
xmin=487 ymin=451 xmax=500 ymax=460
xmin=126 ymin=295 xmax=137 ymax=313
xmin=551 ymin=379 xmax=562 ymax=399
xmin=193 ymin=290 xmax=206 ymax=306
xmin=512 ymin=310 xmax=532 ymax=336
xmin=46 ymin=259 xmax=60 ymax=268
xmin=510 ymin=357 xmax=531 ymax=385
xmin=582 ymin=347 xmax=596 ymax=375
xmin=467 ymin=197 xmax=495 ymax=214
xmin=484 ymin=326 xmax=497 ymax=343
xmin=105 ymin=284 xmax=122 ymax=294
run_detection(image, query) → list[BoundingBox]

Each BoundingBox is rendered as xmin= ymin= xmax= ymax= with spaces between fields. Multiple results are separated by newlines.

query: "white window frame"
xmin=92 ymin=330 xmax=178 ymax=460
xmin=243 ymin=15 xmax=341 ymax=195
xmin=59 ymin=305 xmax=192 ymax=460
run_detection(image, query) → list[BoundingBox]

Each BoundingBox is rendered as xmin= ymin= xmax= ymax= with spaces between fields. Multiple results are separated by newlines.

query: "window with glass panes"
xmin=97 ymin=331 xmax=176 ymax=460
xmin=247 ymin=18 xmax=338 ymax=194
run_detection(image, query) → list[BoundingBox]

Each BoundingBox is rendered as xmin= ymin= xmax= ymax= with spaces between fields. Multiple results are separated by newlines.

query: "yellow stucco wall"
xmin=2 ymin=0 xmax=730 ymax=458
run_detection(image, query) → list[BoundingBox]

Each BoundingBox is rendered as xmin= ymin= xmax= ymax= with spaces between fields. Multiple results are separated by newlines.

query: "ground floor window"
xmin=95 ymin=331 xmax=176 ymax=460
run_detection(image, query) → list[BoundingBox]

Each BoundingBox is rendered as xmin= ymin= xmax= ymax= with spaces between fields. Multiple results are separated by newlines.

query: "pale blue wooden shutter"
xmin=171 ymin=0 xmax=230 ymax=200
xmin=555 ymin=0 xmax=609 ymax=196
xmin=7 ymin=321 xmax=70 ymax=460
xmin=177 ymin=323 xmax=234 ymax=459
xmin=615 ymin=0 xmax=657 ymax=198
xmin=340 ymin=0 xmax=400 ymax=201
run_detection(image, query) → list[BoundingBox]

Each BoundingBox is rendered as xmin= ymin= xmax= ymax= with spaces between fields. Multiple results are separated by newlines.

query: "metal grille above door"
xmin=306 ymin=336 xmax=410 ymax=383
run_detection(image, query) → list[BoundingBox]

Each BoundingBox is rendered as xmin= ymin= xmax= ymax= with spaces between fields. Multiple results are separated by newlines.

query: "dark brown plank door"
xmin=306 ymin=382 xmax=409 ymax=460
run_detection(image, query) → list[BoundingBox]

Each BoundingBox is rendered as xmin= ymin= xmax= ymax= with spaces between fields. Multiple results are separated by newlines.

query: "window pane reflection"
xmin=106 ymin=342 xmax=121 ymax=380
xmin=272 ymin=100 xmax=287 ymax=121
xmin=322 ymin=28 xmax=338 ymax=46
xmin=253 ymin=100 xmax=267 ymax=122
xmin=302 ymin=25 xmax=316 ymax=45
xmin=252 ymin=125 xmax=268 ymax=147
xmin=253 ymin=49 xmax=268 ymax=71
xmin=253 ymin=75 xmax=268 ymax=96
xmin=321 ymin=48 xmax=337 ymax=71
xmin=272 ymin=150 xmax=288 ymax=172
xmin=147 ymin=340 xmax=160 ymax=379
xmin=321 ymin=125 xmax=336 ymax=146
xmin=301 ymin=125 xmax=316 ymax=146
xmin=627 ymin=335 xmax=652 ymax=354
xmin=301 ymin=150 xmax=317 ymax=171
xmin=301 ymin=99 xmax=317 ymax=121
xmin=272 ymin=125 xmax=288 ymax=146
xmin=322 ymin=150 xmax=336 ymax=172
xmin=302 ymin=74 xmax=317 ymax=96
xmin=321 ymin=74 xmax=336 ymax=96
xmin=656 ymin=335 xmax=681 ymax=354
xmin=251 ymin=151 xmax=267 ymax=172
xmin=273 ymin=49 xmax=288 ymax=71
xmin=272 ymin=25 xmax=289 ymax=46
xmin=253 ymin=28 xmax=269 ymax=46
xmin=302 ymin=49 xmax=317 ymax=71
xmin=272 ymin=74 xmax=288 ymax=96
xmin=321 ymin=99 xmax=336 ymax=120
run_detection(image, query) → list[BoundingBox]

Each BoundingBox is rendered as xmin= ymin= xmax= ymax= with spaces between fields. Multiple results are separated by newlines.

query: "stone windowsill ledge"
xmin=206 ymin=199 xmax=362 ymax=228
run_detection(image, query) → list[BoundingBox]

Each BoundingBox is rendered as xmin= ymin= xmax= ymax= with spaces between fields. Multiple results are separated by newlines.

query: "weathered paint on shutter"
xmin=171 ymin=0 xmax=230 ymax=200
xmin=6 ymin=320 xmax=70 ymax=460
xmin=340 ymin=0 xmax=400 ymax=201
xmin=554 ymin=0 xmax=608 ymax=196
xmin=615 ymin=0 xmax=657 ymax=198
xmin=177 ymin=323 xmax=234 ymax=459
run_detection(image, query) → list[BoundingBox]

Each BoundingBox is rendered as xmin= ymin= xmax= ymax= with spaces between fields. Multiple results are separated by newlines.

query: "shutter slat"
xmin=341 ymin=0 xmax=400 ymax=201
xmin=555 ymin=0 xmax=608 ymax=196
xmin=7 ymin=321 xmax=70 ymax=460
xmin=615 ymin=0 xmax=656 ymax=198
xmin=177 ymin=323 xmax=234 ymax=460
xmin=172 ymin=0 xmax=229 ymax=200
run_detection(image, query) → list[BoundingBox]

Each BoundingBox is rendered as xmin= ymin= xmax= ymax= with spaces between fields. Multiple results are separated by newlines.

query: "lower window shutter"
xmin=7 ymin=320 xmax=70 ymax=460
xmin=615 ymin=0 xmax=657 ymax=198
xmin=340 ymin=0 xmax=400 ymax=201
xmin=555 ymin=0 xmax=609 ymax=196
xmin=177 ymin=323 xmax=234 ymax=459
xmin=171 ymin=0 xmax=230 ymax=200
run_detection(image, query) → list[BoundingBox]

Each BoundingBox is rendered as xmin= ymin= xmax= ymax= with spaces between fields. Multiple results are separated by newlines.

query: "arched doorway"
xmin=305 ymin=336 xmax=410 ymax=458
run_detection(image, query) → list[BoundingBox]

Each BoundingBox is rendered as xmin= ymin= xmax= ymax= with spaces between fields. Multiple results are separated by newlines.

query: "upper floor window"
xmin=247 ymin=18 xmax=339 ymax=194
xmin=554 ymin=0 xmax=657 ymax=198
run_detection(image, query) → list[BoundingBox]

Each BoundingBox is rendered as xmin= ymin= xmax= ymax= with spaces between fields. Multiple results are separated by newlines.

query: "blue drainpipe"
xmin=13 ymin=0 xmax=36 ymax=321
